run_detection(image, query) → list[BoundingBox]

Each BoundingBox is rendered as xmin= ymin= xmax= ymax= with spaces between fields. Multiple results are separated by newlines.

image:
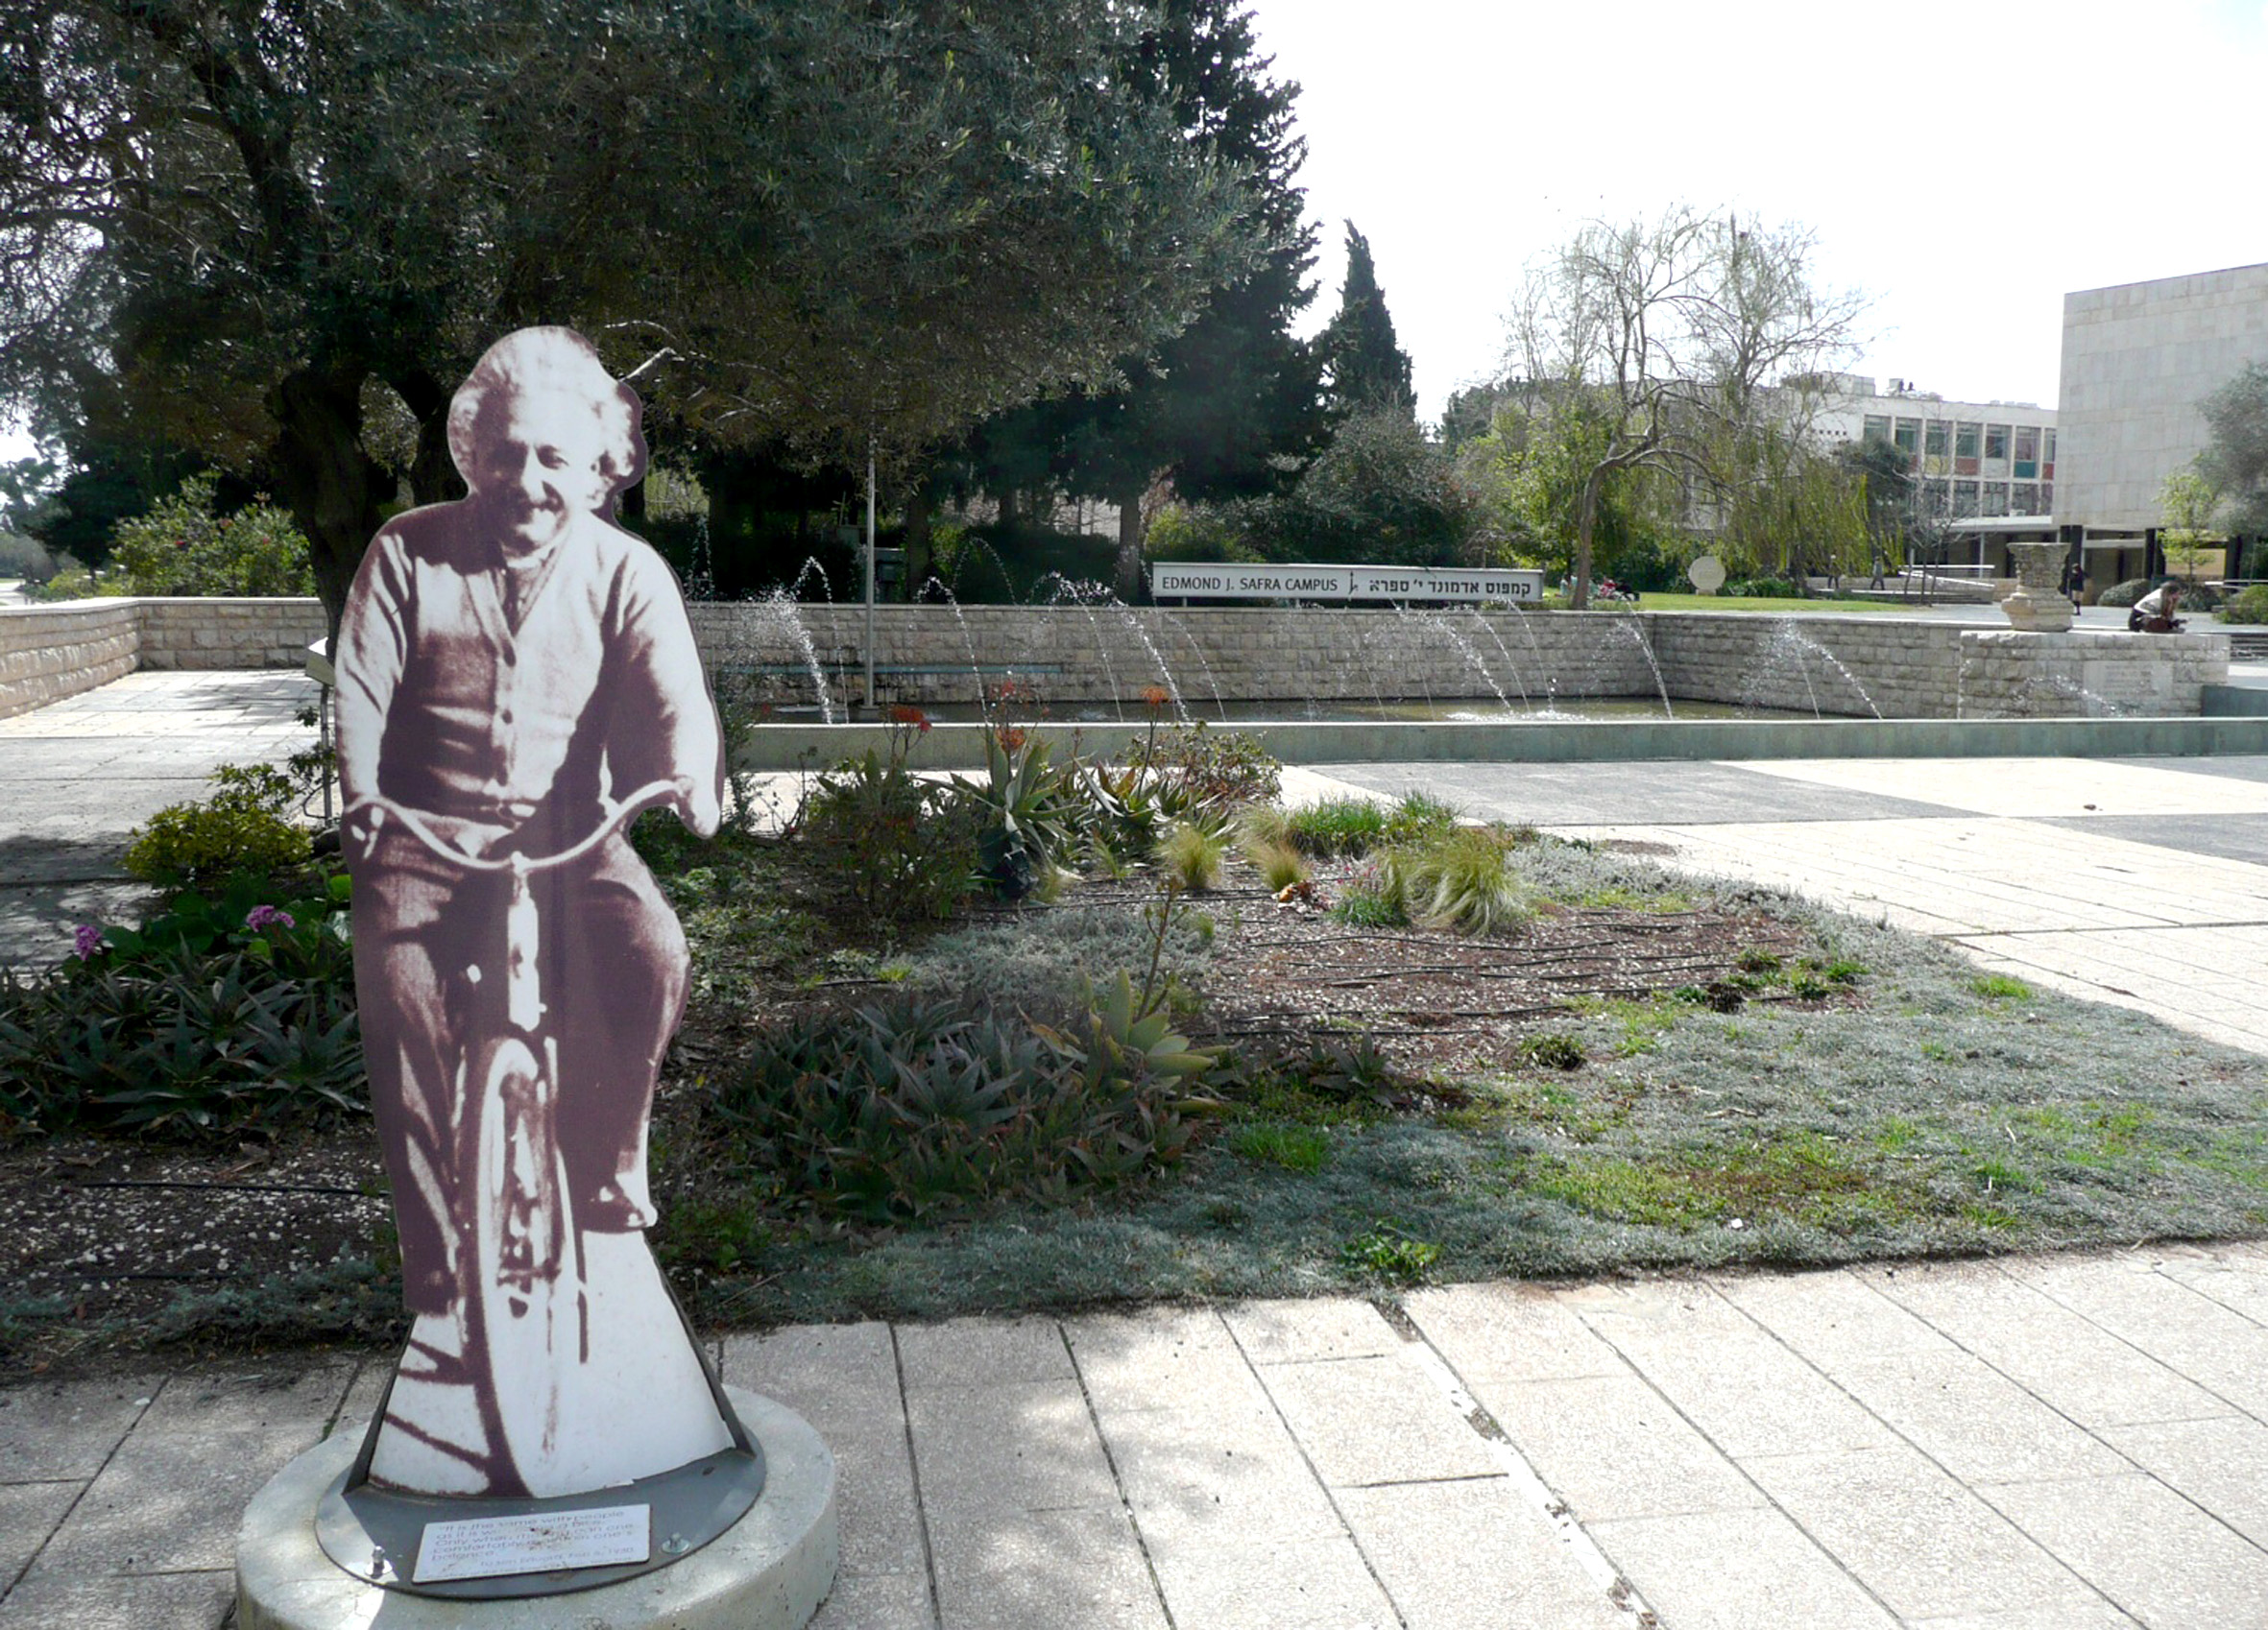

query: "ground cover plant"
xmin=6 ymin=715 xmax=2266 ymax=1376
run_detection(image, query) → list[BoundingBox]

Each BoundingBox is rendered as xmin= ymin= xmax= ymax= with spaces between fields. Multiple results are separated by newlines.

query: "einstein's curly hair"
xmin=446 ymin=327 xmax=646 ymax=498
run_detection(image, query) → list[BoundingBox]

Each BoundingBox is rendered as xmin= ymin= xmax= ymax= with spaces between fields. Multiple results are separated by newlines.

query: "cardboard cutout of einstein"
xmin=337 ymin=327 xmax=734 ymax=1498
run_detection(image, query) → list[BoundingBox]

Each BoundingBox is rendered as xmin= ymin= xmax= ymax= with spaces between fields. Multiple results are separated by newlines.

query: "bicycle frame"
xmin=346 ymin=778 xmax=686 ymax=1492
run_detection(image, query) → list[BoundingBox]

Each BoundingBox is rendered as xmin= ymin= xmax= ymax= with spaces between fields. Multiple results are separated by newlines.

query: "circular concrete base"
xmin=235 ymin=1388 xmax=837 ymax=1630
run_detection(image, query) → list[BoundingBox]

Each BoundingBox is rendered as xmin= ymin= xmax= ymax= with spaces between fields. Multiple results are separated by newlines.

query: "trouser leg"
xmin=554 ymin=841 xmax=688 ymax=1225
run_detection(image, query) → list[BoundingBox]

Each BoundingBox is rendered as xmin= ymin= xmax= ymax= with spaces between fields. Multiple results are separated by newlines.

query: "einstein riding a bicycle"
xmin=336 ymin=327 xmax=730 ymax=1498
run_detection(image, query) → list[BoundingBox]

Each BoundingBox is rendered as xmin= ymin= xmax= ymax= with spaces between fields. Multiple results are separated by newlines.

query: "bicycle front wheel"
xmin=470 ymin=1034 xmax=577 ymax=1488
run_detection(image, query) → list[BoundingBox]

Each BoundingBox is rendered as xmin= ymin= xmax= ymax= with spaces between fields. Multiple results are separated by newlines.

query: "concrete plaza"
xmin=4 ymin=671 xmax=2267 ymax=1628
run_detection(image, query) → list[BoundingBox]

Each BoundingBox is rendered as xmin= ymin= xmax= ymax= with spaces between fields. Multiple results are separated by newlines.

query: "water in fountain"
xmin=1408 ymin=609 xmax=1517 ymax=715
xmin=687 ymin=515 xmax=716 ymax=602
xmin=1737 ymin=620 xmax=1884 ymax=720
xmin=1035 ymin=574 xmax=1129 ymax=721
xmin=916 ymin=578 xmax=993 ymax=712
xmin=1461 ymin=607 xmax=1535 ymax=707
xmin=1583 ymin=616 xmax=1674 ymax=716
xmin=789 ymin=557 xmax=835 ymax=603
xmin=1090 ymin=598 xmax=1192 ymax=722
xmin=751 ymin=587 xmax=839 ymax=723
xmin=1148 ymin=607 xmax=1234 ymax=721
xmin=1318 ymin=607 xmax=1389 ymax=710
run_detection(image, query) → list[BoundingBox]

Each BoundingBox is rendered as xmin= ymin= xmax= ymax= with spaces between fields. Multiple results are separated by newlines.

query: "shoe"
xmin=582 ymin=1179 xmax=657 ymax=1233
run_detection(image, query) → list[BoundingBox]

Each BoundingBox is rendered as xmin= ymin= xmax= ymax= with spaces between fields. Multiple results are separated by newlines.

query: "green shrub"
xmin=1126 ymin=721 xmax=1282 ymax=810
xmin=2222 ymin=585 xmax=2268 ymax=625
xmin=1284 ymin=797 xmax=1388 ymax=856
xmin=711 ymin=976 xmax=1218 ymax=1222
xmin=1517 ymin=1032 xmax=1587 ymax=1070
xmin=2096 ymin=578 xmax=2150 ymax=608
xmin=124 ymin=764 xmax=313 ymax=887
xmin=0 ymin=533 xmax=55 ymax=580
xmin=1144 ymin=502 xmax=1260 ymax=563
xmin=1381 ymin=827 xmax=1535 ymax=935
xmin=109 ymin=475 xmax=314 ymax=597
xmin=0 ymin=871 xmax=360 ymax=1139
xmin=23 ymin=560 xmax=105 ymax=601
xmin=1339 ymin=1221 xmax=1441 ymax=1284
xmin=1245 ymin=837 xmax=1309 ymax=893
xmin=1330 ymin=860 xmax=1408 ymax=928
xmin=804 ymin=736 xmax=982 ymax=922
xmin=1726 ymin=576 xmax=1798 ymax=598
xmin=1230 ymin=1121 xmax=1331 ymax=1172
xmin=1156 ymin=820 xmax=1229 ymax=893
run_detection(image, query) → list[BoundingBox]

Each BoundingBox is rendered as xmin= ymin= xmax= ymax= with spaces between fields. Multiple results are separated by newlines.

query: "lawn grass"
xmin=657 ymin=842 xmax=2268 ymax=1329
xmin=1604 ymin=592 xmax=1907 ymax=614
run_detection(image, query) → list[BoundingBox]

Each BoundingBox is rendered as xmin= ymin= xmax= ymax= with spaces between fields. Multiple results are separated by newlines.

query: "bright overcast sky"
xmin=1249 ymin=0 xmax=2268 ymax=419
xmin=8 ymin=4 xmax=2261 ymax=471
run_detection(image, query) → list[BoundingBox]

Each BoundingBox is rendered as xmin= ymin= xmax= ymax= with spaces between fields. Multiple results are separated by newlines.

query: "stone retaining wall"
xmin=0 ymin=595 xmax=2231 ymax=723
xmin=694 ymin=603 xmax=2227 ymax=721
xmin=0 ymin=597 xmax=326 ymax=721
xmin=137 ymin=598 xmax=327 ymax=671
xmin=0 ymin=602 xmax=141 ymax=720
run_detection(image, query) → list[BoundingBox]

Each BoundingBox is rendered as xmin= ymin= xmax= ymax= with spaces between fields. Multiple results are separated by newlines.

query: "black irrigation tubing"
xmin=69 ymin=1179 xmax=375 ymax=1198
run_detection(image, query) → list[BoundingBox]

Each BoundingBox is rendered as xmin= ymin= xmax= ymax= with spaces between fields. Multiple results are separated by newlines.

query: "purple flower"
xmin=72 ymin=924 xmax=105 ymax=961
xmin=244 ymin=905 xmax=297 ymax=933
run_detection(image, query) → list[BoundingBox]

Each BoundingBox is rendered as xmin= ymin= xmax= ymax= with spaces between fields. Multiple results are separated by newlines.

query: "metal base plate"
xmin=316 ymin=1443 xmax=766 ymax=1600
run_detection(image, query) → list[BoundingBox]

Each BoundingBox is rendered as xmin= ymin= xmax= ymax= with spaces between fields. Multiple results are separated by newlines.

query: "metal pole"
xmin=864 ymin=439 xmax=877 ymax=713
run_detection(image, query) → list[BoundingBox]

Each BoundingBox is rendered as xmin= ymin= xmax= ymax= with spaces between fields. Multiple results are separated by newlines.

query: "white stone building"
xmin=2056 ymin=260 xmax=2268 ymax=587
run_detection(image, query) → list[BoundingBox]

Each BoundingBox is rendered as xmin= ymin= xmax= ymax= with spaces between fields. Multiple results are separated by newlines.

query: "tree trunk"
xmin=1572 ymin=470 xmax=1600 ymax=611
xmin=268 ymin=365 xmax=390 ymax=647
xmin=1113 ymin=476 xmax=1149 ymax=603
xmin=392 ymin=370 xmax=462 ymax=510
xmin=902 ymin=469 xmax=937 ymax=599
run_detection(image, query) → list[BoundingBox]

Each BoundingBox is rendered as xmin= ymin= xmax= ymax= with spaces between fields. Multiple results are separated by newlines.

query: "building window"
xmin=2041 ymin=481 xmax=2053 ymax=511
xmin=1864 ymin=414 xmax=1893 ymax=443
xmin=2042 ymin=428 xmax=2055 ymax=479
xmin=1955 ymin=422 xmax=1980 ymax=475
xmin=1985 ymin=424 xmax=2010 ymax=463
xmin=1925 ymin=421 xmax=1949 ymax=457
xmin=1983 ymin=483 xmax=2010 ymax=516
xmin=1922 ymin=478 xmax=1950 ymax=517
xmin=1894 ymin=418 xmax=1921 ymax=460
xmin=2014 ymin=426 xmax=2038 ymax=479
xmin=1954 ymin=482 xmax=1981 ymax=518
xmin=2013 ymin=482 xmax=2039 ymax=514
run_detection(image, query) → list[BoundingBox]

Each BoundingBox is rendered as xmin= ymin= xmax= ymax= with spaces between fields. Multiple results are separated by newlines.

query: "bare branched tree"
xmin=1506 ymin=206 xmax=1870 ymax=608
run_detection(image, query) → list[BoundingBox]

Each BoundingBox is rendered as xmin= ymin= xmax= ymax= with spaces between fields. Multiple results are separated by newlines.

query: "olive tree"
xmin=0 ymin=1 xmax=1259 ymax=632
xmin=1504 ymin=207 xmax=1869 ymax=608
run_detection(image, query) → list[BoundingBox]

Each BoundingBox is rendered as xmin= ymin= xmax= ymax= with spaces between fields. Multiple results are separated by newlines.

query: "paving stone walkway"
xmin=7 ymin=1246 xmax=2268 ymax=1628
xmin=5 ymin=673 xmax=2268 ymax=1627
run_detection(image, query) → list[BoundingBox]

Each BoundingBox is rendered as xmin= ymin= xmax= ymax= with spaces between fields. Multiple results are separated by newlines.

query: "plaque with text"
xmin=413 ymin=1502 xmax=652 ymax=1583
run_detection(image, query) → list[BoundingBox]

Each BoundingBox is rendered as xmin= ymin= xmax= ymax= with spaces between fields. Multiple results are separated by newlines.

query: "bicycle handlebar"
xmin=345 ymin=779 xmax=688 ymax=873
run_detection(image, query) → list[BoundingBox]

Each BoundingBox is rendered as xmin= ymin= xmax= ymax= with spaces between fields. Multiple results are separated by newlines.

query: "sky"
xmin=9 ymin=3 xmax=2262 ymax=469
xmin=1247 ymin=0 xmax=2268 ymax=420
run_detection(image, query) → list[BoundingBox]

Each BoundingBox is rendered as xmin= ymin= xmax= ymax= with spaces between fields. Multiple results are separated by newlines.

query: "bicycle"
xmin=348 ymin=777 xmax=688 ymax=1494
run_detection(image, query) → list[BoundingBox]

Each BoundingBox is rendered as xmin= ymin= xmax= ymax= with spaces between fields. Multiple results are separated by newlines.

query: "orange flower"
xmin=998 ymin=726 xmax=1027 ymax=752
xmin=889 ymin=704 xmax=931 ymax=732
xmin=1141 ymin=683 xmax=1170 ymax=709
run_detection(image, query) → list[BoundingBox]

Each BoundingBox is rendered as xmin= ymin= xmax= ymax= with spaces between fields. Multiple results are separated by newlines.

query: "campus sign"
xmin=1150 ymin=562 xmax=1544 ymax=603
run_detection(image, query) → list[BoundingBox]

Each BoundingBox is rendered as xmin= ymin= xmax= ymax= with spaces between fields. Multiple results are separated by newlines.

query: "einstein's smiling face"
xmin=467 ymin=390 xmax=615 ymax=558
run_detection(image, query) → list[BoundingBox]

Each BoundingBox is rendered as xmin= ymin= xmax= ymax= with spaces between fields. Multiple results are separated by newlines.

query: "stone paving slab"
xmin=1 ymin=1247 xmax=2265 ymax=1627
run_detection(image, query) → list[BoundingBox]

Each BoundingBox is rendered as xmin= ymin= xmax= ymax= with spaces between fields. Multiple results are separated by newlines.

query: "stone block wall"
xmin=1955 ymin=630 xmax=2226 ymax=718
xmin=137 ymin=598 xmax=327 ymax=670
xmin=689 ymin=604 xmax=1661 ymax=712
xmin=0 ymin=595 xmax=2232 ymax=724
xmin=1645 ymin=615 xmax=1962 ymax=718
xmin=0 ymin=597 xmax=326 ymax=722
xmin=0 ymin=602 xmax=140 ymax=721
